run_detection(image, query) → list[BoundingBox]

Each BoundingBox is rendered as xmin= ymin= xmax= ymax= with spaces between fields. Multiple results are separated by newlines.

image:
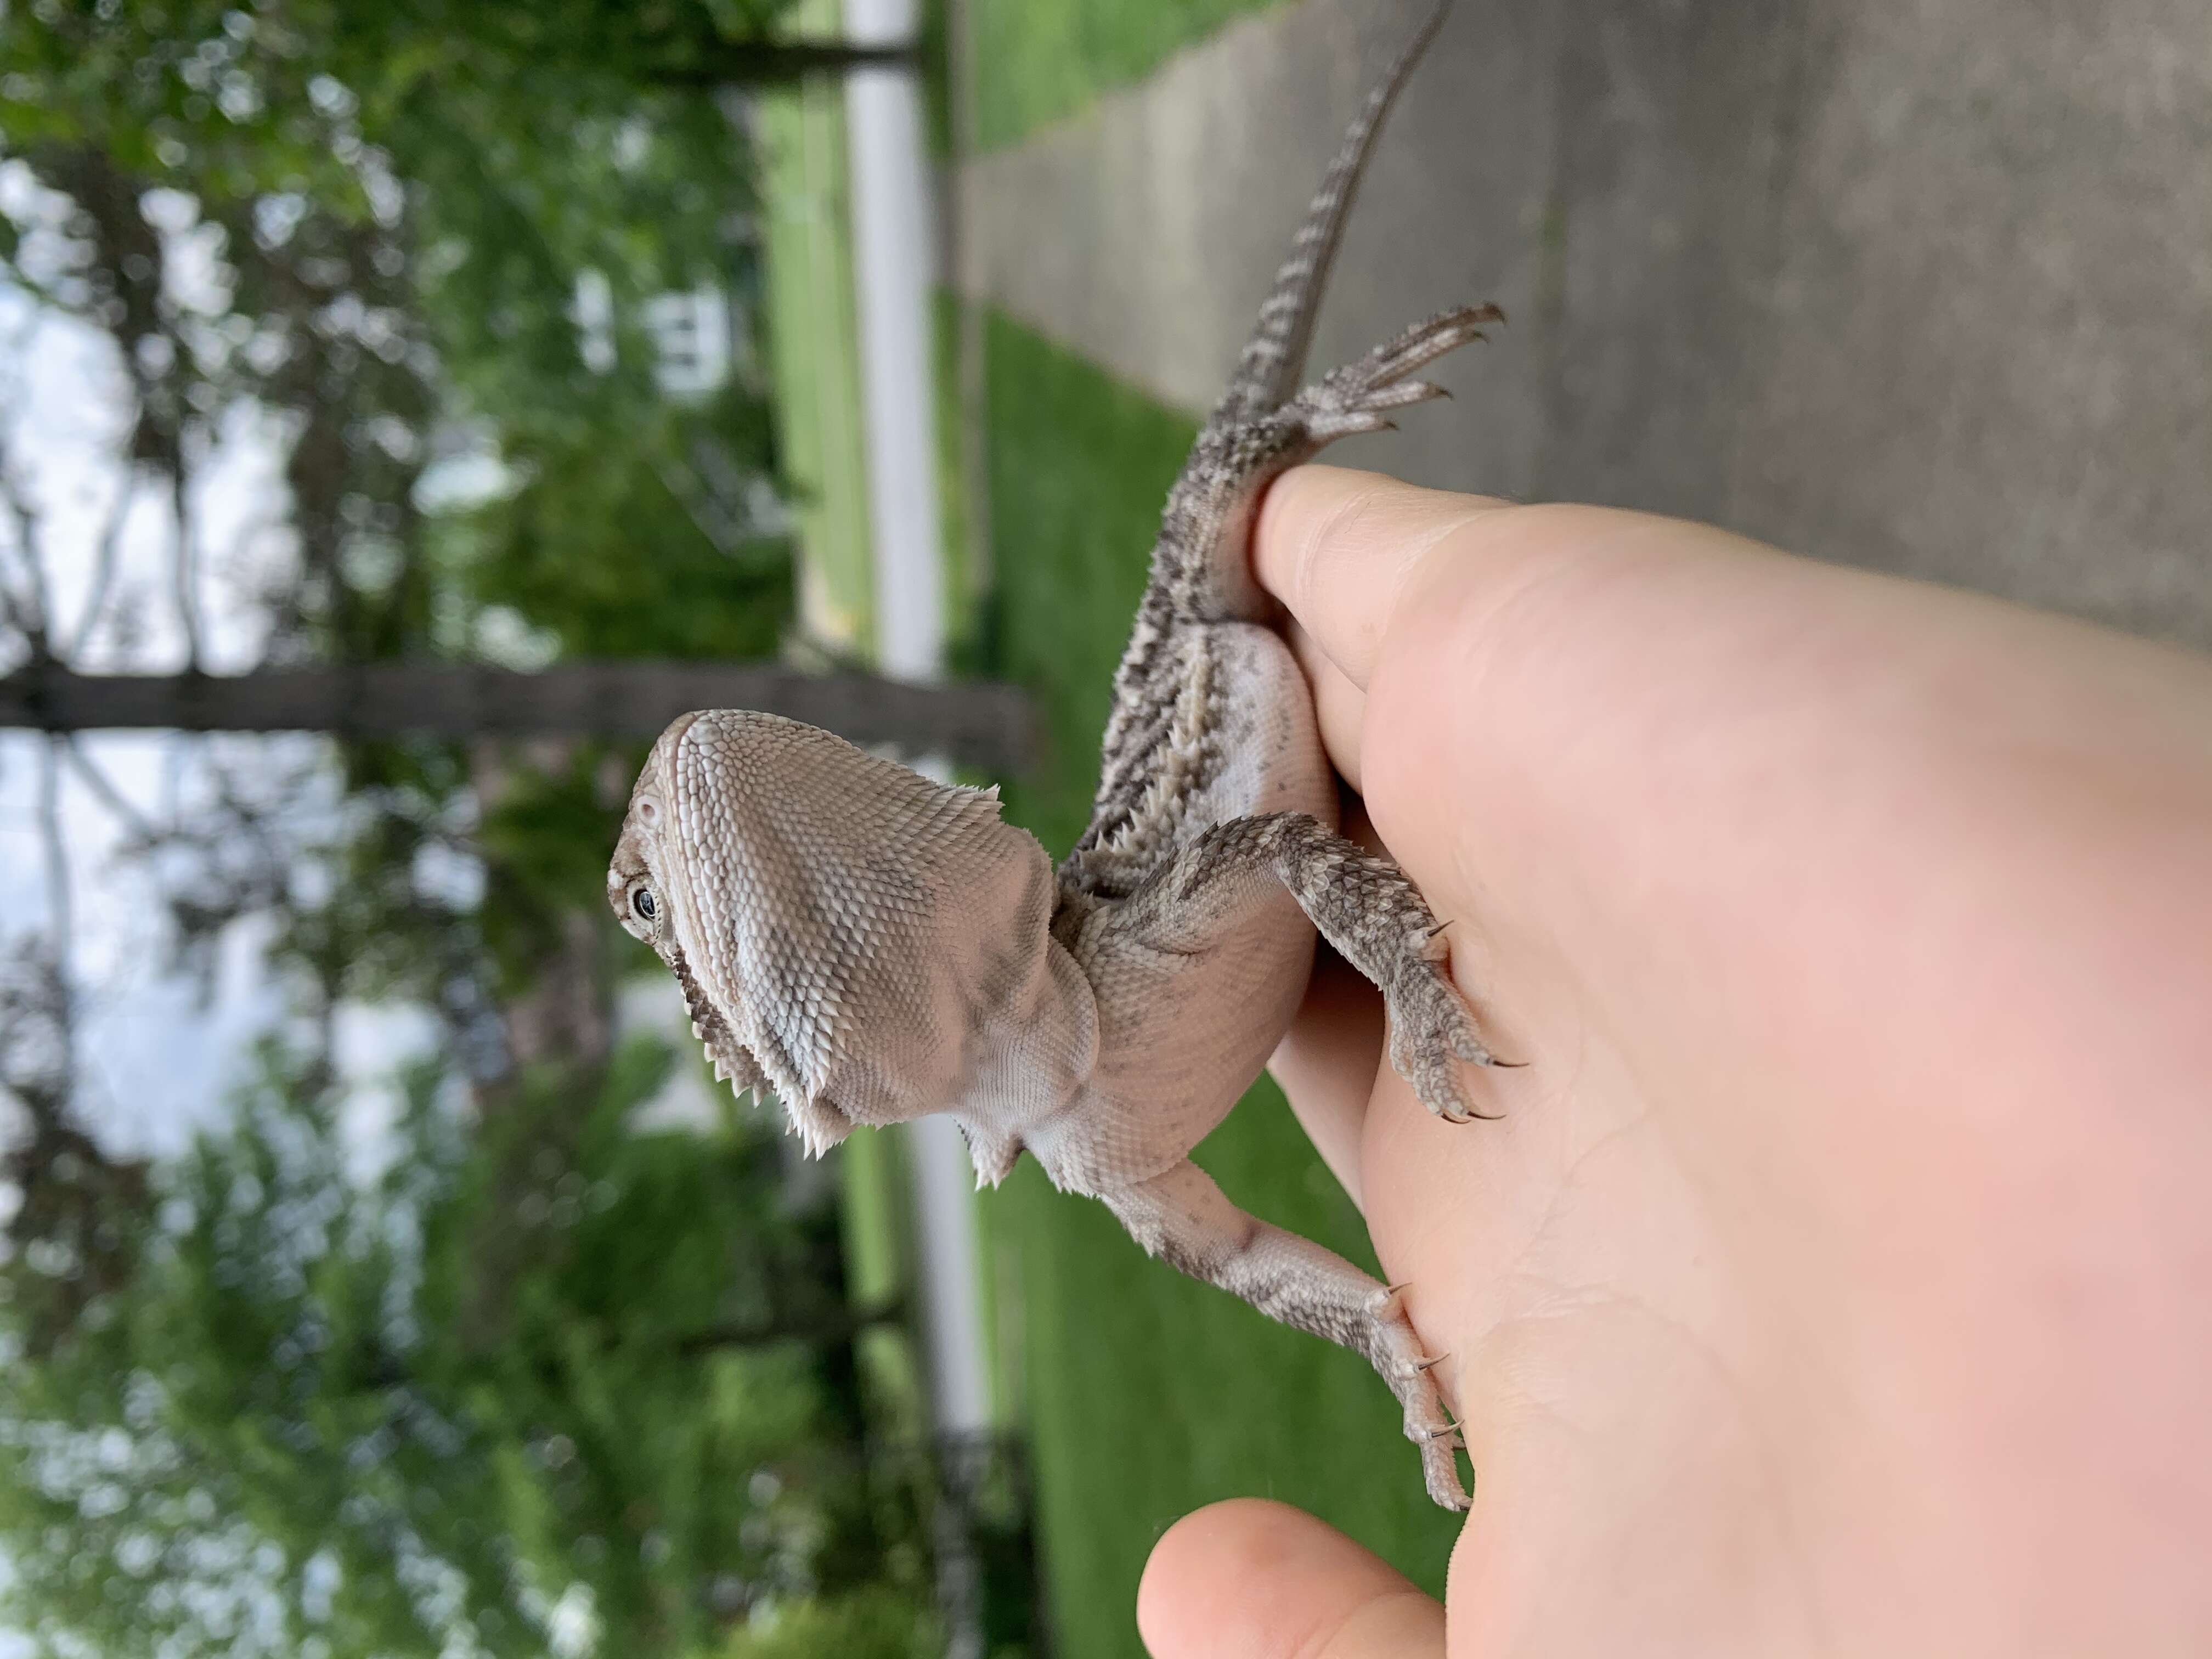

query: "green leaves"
xmin=1 ymin=0 xmax=794 ymax=669
xmin=712 ymin=1587 xmax=941 ymax=1659
xmin=0 ymin=1037 xmax=895 ymax=1656
xmin=453 ymin=381 xmax=793 ymax=665
xmin=2 ymin=0 xmax=799 ymax=1055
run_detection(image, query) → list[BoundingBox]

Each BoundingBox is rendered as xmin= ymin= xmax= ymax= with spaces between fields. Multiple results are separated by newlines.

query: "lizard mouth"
xmin=669 ymin=944 xmax=853 ymax=1153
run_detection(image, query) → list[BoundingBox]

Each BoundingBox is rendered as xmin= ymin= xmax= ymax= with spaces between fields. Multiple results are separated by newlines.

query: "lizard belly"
xmin=1032 ymin=622 xmax=1338 ymax=1194
xmin=1190 ymin=622 xmax=1338 ymax=829
xmin=1043 ymin=890 xmax=1316 ymax=1193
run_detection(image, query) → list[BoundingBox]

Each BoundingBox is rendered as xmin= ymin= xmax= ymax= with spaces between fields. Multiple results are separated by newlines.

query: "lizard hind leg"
xmin=1099 ymin=1159 xmax=1470 ymax=1510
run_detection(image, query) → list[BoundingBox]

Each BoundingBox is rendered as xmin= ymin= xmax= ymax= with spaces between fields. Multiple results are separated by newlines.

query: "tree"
xmin=0 ymin=1 xmax=908 ymax=465
xmin=0 ymin=1038 xmax=928 ymax=1658
xmin=0 ymin=0 xmax=1029 ymax=1051
xmin=0 ymin=0 xmax=1029 ymax=1111
xmin=0 ymin=9 xmax=980 ymax=1647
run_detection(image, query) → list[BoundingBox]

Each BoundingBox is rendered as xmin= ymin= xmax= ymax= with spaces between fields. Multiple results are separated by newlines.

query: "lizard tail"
xmin=1210 ymin=0 xmax=1454 ymax=425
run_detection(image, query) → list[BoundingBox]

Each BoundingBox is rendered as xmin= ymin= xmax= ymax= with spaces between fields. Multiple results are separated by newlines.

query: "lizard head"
xmin=607 ymin=708 xmax=1060 ymax=1157
xmin=608 ymin=713 xmax=780 ymax=1119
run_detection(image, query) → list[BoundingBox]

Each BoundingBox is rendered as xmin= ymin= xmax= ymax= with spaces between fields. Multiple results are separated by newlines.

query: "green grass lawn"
xmin=975 ymin=313 xmax=1463 ymax=1659
xmin=964 ymin=0 xmax=1282 ymax=151
xmin=756 ymin=0 xmax=876 ymax=655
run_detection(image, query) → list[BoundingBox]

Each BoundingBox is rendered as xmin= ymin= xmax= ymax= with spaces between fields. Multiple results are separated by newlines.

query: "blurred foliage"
xmin=474 ymin=748 xmax=637 ymax=998
xmin=712 ymin=1585 xmax=941 ymax=1659
xmin=961 ymin=0 xmax=1277 ymax=152
xmin=0 ymin=3 xmax=950 ymax=1655
xmin=0 ymin=1039 xmax=926 ymax=1657
xmin=1 ymin=0 xmax=797 ymax=660
xmin=453 ymin=378 xmax=793 ymax=664
xmin=1 ymin=0 xmax=787 ymax=358
xmin=0 ymin=0 xmax=801 ymax=1014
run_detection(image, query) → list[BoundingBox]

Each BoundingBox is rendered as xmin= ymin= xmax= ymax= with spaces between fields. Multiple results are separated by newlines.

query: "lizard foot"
xmin=1101 ymin=1163 xmax=1477 ymax=1510
xmin=1387 ymin=956 xmax=1502 ymax=1123
xmin=1293 ymin=303 xmax=1502 ymax=442
xmin=1211 ymin=810 xmax=1511 ymax=1120
xmin=1368 ymin=1283 xmax=1471 ymax=1510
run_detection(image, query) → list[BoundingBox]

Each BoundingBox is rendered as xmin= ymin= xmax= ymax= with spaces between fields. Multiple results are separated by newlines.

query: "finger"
xmin=1138 ymin=1499 xmax=1446 ymax=1659
xmin=1282 ymin=610 xmax=1369 ymax=792
xmin=1255 ymin=464 xmax=1510 ymax=692
xmin=1268 ymin=947 xmax=1386 ymax=1209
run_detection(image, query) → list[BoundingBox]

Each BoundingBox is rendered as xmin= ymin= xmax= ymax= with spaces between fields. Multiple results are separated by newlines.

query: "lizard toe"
xmin=1364 ymin=1286 xmax=1472 ymax=1508
xmin=1386 ymin=959 xmax=1502 ymax=1118
xmin=1421 ymin=1441 xmax=1472 ymax=1511
xmin=1352 ymin=302 xmax=1500 ymax=386
xmin=1300 ymin=406 xmax=1395 ymax=442
xmin=1350 ymin=377 xmax=1449 ymax=414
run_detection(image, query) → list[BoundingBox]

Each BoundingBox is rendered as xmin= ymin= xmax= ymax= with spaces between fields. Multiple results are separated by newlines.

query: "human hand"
xmin=1141 ymin=466 xmax=2212 ymax=1657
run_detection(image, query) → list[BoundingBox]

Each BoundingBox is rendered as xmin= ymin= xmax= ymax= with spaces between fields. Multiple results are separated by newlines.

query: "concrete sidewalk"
xmin=957 ymin=0 xmax=2212 ymax=646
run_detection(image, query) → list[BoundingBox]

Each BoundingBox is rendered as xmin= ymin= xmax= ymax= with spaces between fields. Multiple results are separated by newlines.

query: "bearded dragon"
xmin=608 ymin=0 xmax=1501 ymax=1509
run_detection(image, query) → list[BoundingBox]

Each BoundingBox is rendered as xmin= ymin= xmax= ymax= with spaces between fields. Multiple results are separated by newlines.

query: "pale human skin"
xmin=1137 ymin=464 xmax=2212 ymax=1658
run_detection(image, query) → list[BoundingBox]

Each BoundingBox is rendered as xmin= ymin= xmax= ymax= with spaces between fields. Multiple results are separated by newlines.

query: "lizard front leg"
xmin=1130 ymin=811 xmax=1501 ymax=1122
xmin=1099 ymin=1159 xmax=1468 ymax=1509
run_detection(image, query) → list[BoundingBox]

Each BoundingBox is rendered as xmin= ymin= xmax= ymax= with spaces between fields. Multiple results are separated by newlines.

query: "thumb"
xmin=1254 ymin=463 xmax=1509 ymax=693
xmin=1137 ymin=1499 xmax=1446 ymax=1659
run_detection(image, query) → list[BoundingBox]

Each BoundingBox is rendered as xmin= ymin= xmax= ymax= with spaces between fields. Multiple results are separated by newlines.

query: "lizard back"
xmin=1059 ymin=1 xmax=1453 ymax=900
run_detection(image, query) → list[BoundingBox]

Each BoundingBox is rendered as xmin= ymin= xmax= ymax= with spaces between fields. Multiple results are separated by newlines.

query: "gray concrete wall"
xmin=958 ymin=0 xmax=2212 ymax=646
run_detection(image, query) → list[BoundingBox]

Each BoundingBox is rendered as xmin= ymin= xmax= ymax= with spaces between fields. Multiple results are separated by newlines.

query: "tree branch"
xmin=0 ymin=662 xmax=1039 ymax=772
xmin=0 ymin=459 xmax=52 ymax=657
xmin=643 ymin=39 xmax=919 ymax=87
xmin=58 ymin=737 xmax=160 ymax=846
xmin=169 ymin=465 xmax=202 ymax=675
xmin=63 ymin=469 xmax=138 ymax=663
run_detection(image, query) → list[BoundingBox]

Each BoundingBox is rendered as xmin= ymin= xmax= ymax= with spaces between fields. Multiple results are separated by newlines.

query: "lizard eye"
xmin=631 ymin=885 xmax=659 ymax=923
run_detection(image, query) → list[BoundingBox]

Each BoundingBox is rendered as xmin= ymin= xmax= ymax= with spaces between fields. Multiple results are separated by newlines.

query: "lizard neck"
xmin=949 ymin=882 xmax=1101 ymax=1188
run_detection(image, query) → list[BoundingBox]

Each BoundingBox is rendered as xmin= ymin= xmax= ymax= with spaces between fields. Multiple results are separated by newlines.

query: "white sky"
xmin=0 ymin=240 xmax=336 ymax=1156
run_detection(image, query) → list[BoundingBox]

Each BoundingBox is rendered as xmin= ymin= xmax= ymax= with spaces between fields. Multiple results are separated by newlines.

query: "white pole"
xmin=845 ymin=0 xmax=946 ymax=686
xmin=841 ymin=0 xmax=994 ymax=1453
